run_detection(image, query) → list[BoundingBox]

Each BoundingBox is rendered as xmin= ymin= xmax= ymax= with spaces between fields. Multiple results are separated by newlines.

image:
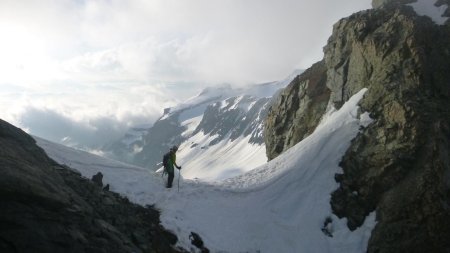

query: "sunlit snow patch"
xmin=408 ymin=0 xmax=449 ymax=25
xmin=177 ymin=133 xmax=267 ymax=181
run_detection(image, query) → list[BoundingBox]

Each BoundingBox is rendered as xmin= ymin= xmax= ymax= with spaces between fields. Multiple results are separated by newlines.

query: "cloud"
xmin=61 ymin=37 xmax=208 ymax=83
xmin=3 ymin=82 xmax=179 ymax=148
xmin=1 ymin=0 xmax=372 ymax=85
xmin=0 ymin=0 xmax=372 ymax=149
xmin=17 ymin=106 xmax=129 ymax=148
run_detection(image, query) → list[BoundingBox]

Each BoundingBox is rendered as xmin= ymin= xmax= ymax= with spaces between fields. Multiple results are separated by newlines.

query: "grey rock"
xmin=0 ymin=119 xmax=187 ymax=253
xmin=264 ymin=60 xmax=329 ymax=160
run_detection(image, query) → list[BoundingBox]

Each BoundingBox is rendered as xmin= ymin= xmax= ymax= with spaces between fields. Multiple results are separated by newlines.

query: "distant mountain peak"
xmin=103 ymin=71 xmax=300 ymax=180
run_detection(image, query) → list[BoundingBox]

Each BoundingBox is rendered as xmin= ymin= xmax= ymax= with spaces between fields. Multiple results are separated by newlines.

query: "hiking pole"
xmin=177 ymin=168 xmax=180 ymax=192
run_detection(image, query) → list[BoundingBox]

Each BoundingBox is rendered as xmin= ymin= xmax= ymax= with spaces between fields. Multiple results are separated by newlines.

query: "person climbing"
xmin=163 ymin=145 xmax=182 ymax=188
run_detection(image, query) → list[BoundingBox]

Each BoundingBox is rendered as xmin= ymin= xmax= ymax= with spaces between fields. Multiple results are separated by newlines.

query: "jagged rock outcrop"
xmin=0 ymin=119 xmax=184 ymax=253
xmin=264 ymin=60 xmax=329 ymax=160
xmin=265 ymin=1 xmax=450 ymax=252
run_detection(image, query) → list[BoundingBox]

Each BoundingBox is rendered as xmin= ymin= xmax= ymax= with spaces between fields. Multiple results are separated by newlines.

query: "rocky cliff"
xmin=264 ymin=60 xmax=329 ymax=160
xmin=265 ymin=1 xmax=450 ymax=252
xmin=0 ymin=119 xmax=184 ymax=253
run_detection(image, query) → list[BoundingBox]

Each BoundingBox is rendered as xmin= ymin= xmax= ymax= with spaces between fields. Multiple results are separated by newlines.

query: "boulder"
xmin=91 ymin=172 xmax=103 ymax=187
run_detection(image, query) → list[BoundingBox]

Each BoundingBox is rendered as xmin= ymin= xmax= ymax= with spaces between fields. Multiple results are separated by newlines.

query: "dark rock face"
xmin=264 ymin=2 xmax=450 ymax=253
xmin=0 ymin=119 xmax=185 ymax=253
xmin=264 ymin=60 xmax=330 ymax=160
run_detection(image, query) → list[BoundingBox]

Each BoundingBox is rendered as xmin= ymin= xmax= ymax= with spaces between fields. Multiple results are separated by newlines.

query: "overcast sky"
xmin=0 ymin=0 xmax=371 ymax=149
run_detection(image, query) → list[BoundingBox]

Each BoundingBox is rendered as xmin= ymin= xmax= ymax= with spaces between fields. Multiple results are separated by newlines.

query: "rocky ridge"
xmin=264 ymin=1 xmax=450 ymax=252
xmin=0 ymin=119 xmax=184 ymax=253
xmin=264 ymin=60 xmax=329 ymax=160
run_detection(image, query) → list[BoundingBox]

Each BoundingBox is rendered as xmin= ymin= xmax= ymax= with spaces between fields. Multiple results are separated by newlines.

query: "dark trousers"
xmin=167 ymin=171 xmax=174 ymax=188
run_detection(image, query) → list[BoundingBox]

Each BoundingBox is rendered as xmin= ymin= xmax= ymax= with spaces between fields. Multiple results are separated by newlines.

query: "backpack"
xmin=163 ymin=151 xmax=171 ymax=168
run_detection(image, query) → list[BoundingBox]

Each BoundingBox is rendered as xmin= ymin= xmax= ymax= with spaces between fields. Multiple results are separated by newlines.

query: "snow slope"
xmin=36 ymin=88 xmax=376 ymax=253
xmin=177 ymin=133 xmax=267 ymax=181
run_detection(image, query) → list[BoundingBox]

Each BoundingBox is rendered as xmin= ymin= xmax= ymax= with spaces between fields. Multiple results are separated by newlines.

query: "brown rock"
xmin=264 ymin=60 xmax=330 ymax=160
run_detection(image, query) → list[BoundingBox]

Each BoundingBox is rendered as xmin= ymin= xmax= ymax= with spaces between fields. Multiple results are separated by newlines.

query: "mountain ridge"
xmin=104 ymin=70 xmax=302 ymax=181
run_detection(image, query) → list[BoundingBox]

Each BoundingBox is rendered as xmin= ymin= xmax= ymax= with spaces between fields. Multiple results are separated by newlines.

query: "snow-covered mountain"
xmin=104 ymin=70 xmax=302 ymax=181
xmin=5 ymin=1 xmax=450 ymax=252
xmin=35 ymin=88 xmax=375 ymax=252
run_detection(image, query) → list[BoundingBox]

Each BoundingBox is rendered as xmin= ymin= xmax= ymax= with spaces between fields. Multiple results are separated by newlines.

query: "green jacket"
xmin=166 ymin=151 xmax=179 ymax=173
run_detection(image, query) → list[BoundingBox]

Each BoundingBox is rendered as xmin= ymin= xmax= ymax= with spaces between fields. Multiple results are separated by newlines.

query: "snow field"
xmin=177 ymin=132 xmax=267 ymax=181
